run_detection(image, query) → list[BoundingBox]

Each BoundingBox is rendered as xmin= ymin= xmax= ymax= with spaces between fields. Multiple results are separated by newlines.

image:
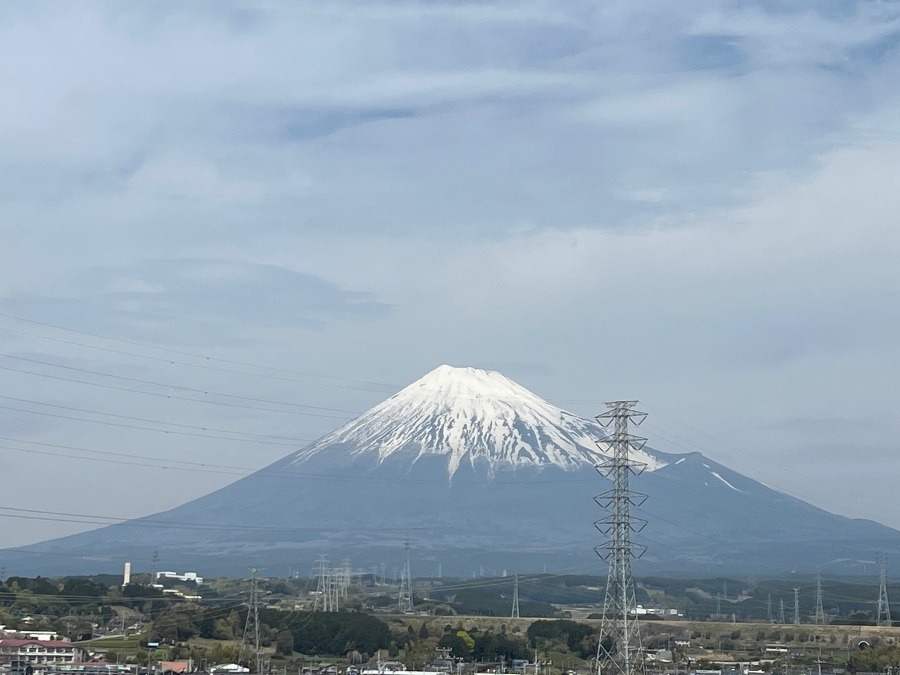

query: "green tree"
xmin=437 ymin=632 xmax=472 ymax=658
xmin=275 ymin=630 xmax=294 ymax=656
xmin=212 ymin=617 xmax=236 ymax=640
xmin=151 ymin=607 xmax=199 ymax=642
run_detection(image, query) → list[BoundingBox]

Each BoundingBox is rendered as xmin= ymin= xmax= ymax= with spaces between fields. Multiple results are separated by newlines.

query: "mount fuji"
xmin=12 ymin=365 xmax=900 ymax=576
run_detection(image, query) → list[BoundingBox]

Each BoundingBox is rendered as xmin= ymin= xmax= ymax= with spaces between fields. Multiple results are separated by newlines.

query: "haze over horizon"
xmin=1 ymin=2 xmax=898 ymax=554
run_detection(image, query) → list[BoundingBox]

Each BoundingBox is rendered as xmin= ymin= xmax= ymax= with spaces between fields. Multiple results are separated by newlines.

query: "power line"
xmin=0 ymin=505 xmax=449 ymax=534
xmin=0 ymin=362 xmax=357 ymax=420
xmin=0 ymin=403 xmax=306 ymax=446
xmin=0 ymin=315 xmax=396 ymax=391
xmin=0 ymin=354 xmax=361 ymax=415
xmin=0 ymin=394 xmax=308 ymax=442
xmin=0 ymin=433 xmax=614 ymax=484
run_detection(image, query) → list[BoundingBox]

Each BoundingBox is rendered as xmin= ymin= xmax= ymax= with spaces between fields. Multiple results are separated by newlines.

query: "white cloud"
xmin=1 ymin=0 xmax=900 ymax=546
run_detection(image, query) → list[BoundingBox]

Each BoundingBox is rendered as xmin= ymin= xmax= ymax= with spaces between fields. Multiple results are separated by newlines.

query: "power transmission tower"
xmin=313 ymin=557 xmax=328 ymax=611
xmin=326 ymin=567 xmax=340 ymax=611
xmin=512 ymin=575 xmax=520 ymax=619
xmin=767 ymin=594 xmax=772 ymax=622
xmin=793 ymin=588 xmax=801 ymax=625
xmin=340 ymin=558 xmax=351 ymax=599
xmin=779 ymin=598 xmax=785 ymax=624
xmin=398 ymin=541 xmax=413 ymax=613
xmin=877 ymin=552 xmax=892 ymax=627
xmin=239 ymin=569 xmax=262 ymax=673
xmin=594 ymin=401 xmax=648 ymax=675
xmin=814 ymin=572 xmax=825 ymax=625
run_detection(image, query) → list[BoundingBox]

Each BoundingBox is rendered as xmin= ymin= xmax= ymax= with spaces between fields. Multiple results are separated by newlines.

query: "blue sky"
xmin=0 ymin=1 xmax=898 ymax=552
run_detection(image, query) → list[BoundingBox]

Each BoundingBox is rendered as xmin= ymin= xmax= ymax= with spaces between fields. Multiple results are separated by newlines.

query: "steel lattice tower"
xmin=313 ymin=557 xmax=328 ymax=611
xmin=239 ymin=569 xmax=262 ymax=673
xmin=594 ymin=401 xmax=648 ymax=675
xmin=877 ymin=552 xmax=892 ymax=627
xmin=398 ymin=541 xmax=413 ymax=613
xmin=814 ymin=573 xmax=825 ymax=625
xmin=793 ymin=588 xmax=801 ymax=625
xmin=512 ymin=575 xmax=520 ymax=619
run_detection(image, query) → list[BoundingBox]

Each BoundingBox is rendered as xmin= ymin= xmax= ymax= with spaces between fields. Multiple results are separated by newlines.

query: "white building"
xmin=0 ymin=639 xmax=83 ymax=665
xmin=155 ymin=571 xmax=203 ymax=585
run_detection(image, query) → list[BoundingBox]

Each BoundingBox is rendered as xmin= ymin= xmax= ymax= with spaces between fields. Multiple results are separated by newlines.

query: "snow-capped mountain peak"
xmin=291 ymin=364 xmax=667 ymax=476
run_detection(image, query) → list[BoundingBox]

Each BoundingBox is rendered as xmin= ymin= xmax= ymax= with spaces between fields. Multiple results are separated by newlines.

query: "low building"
xmin=0 ymin=639 xmax=83 ymax=666
xmin=155 ymin=572 xmax=203 ymax=585
xmin=22 ymin=634 xmax=57 ymax=643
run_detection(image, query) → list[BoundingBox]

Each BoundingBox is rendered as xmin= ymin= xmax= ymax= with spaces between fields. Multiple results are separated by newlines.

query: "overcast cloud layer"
xmin=1 ymin=1 xmax=898 ymax=564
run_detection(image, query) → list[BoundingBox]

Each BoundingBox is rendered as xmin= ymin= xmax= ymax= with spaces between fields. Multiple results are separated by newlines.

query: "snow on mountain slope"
xmin=12 ymin=363 xmax=900 ymax=577
xmin=290 ymin=364 xmax=667 ymax=476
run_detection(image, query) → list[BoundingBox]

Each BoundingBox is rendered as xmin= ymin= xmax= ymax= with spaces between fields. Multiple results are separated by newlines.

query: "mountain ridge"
xmin=8 ymin=365 xmax=900 ymax=577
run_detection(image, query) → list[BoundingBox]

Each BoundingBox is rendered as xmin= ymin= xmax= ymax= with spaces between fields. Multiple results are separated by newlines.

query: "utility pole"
xmin=398 ymin=541 xmax=413 ymax=613
xmin=594 ymin=401 xmax=648 ymax=675
xmin=779 ymin=598 xmax=785 ymax=624
xmin=815 ymin=572 xmax=825 ymax=625
xmin=239 ymin=569 xmax=262 ymax=673
xmin=793 ymin=588 xmax=801 ymax=625
xmin=512 ymin=575 xmax=520 ymax=619
xmin=877 ymin=552 xmax=892 ymax=627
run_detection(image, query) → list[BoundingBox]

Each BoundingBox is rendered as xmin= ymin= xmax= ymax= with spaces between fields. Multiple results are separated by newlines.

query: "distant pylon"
xmin=594 ymin=401 xmax=648 ymax=675
xmin=326 ymin=566 xmax=340 ymax=611
xmin=398 ymin=541 xmax=413 ymax=613
xmin=779 ymin=598 xmax=785 ymax=623
xmin=877 ymin=552 xmax=892 ymax=627
xmin=814 ymin=572 xmax=825 ymax=625
xmin=313 ymin=556 xmax=328 ymax=611
xmin=512 ymin=575 xmax=520 ymax=619
xmin=239 ymin=569 xmax=262 ymax=673
xmin=767 ymin=594 xmax=772 ymax=622
xmin=793 ymin=587 xmax=801 ymax=625
xmin=340 ymin=558 xmax=352 ymax=598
